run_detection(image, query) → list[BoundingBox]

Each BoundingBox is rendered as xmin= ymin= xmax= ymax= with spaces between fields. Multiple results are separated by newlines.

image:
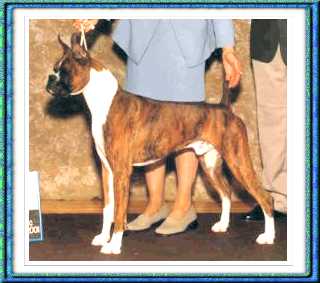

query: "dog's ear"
xmin=58 ymin=34 xmax=70 ymax=53
xmin=71 ymin=33 xmax=81 ymax=49
xmin=73 ymin=46 xmax=89 ymax=65
xmin=70 ymin=33 xmax=89 ymax=65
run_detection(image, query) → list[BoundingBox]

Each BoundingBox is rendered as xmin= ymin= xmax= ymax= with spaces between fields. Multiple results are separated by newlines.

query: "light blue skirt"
xmin=124 ymin=21 xmax=205 ymax=102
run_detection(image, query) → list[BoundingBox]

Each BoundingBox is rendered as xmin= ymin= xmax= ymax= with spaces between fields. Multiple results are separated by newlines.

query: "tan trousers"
xmin=252 ymin=47 xmax=287 ymax=213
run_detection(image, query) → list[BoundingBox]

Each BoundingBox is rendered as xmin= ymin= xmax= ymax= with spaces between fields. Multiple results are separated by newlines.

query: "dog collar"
xmin=70 ymin=84 xmax=88 ymax=96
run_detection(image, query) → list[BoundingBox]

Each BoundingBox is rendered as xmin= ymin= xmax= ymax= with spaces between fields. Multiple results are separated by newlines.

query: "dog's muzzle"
xmin=46 ymin=74 xmax=70 ymax=97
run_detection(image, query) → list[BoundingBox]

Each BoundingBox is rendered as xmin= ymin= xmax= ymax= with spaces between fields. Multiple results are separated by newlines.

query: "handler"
xmin=243 ymin=19 xmax=287 ymax=220
xmin=74 ymin=19 xmax=241 ymax=235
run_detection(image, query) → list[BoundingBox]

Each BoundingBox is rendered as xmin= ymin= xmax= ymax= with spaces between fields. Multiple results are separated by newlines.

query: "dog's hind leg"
xmin=92 ymin=165 xmax=114 ymax=247
xmin=199 ymin=152 xmax=231 ymax=233
xmin=222 ymin=116 xmax=275 ymax=244
xmin=100 ymin=167 xmax=131 ymax=255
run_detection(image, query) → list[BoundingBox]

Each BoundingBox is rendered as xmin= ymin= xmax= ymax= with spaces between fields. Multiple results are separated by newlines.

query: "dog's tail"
xmin=220 ymin=80 xmax=232 ymax=111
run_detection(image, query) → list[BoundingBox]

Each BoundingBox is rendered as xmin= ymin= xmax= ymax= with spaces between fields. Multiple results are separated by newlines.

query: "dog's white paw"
xmin=91 ymin=233 xmax=109 ymax=246
xmin=256 ymin=232 xmax=275 ymax=245
xmin=211 ymin=221 xmax=228 ymax=233
xmin=100 ymin=242 xmax=121 ymax=255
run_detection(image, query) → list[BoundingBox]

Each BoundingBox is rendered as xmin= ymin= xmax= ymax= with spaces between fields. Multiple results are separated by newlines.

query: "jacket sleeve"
xmin=211 ymin=19 xmax=235 ymax=48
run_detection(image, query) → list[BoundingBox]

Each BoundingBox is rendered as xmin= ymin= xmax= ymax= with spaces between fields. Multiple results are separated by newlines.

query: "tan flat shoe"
xmin=155 ymin=206 xmax=198 ymax=236
xmin=126 ymin=203 xmax=170 ymax=231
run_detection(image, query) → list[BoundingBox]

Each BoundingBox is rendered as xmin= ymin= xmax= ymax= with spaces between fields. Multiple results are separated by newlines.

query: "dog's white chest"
xmin=82 ymin=68 xmax=118 ymax=158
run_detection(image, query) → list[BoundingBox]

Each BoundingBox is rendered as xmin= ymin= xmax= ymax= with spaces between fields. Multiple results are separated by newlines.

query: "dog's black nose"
xmin=46 ymin=75 xmax=58 ymax=95
xmin=48 ymin=74 xmax=57 ymax=83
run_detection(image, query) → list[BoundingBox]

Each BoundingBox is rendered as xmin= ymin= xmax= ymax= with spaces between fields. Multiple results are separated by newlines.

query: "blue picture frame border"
xmin=0 ymin=0 xmax=318 ymax=281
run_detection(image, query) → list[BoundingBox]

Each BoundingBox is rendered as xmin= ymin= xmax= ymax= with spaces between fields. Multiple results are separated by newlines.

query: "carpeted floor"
xmin=30 ymin=213 xmax=286 ymax=261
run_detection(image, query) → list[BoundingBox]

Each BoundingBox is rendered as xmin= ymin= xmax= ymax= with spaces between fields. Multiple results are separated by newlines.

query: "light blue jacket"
xmin=112 ymin=19 xmax=234 ymax=67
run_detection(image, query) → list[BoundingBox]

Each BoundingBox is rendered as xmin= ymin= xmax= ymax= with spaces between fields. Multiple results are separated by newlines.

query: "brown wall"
xmin=29 ymin=19 xmax=261 ymax=202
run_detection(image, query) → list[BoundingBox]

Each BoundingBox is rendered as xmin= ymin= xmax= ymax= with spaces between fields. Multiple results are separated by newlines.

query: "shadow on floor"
xmin=30 ymin=214 xmax=286 ymax=261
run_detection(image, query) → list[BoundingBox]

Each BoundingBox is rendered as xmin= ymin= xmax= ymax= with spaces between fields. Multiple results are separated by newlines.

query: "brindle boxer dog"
xmin=46 ymin=35 xmax=275 ymax=255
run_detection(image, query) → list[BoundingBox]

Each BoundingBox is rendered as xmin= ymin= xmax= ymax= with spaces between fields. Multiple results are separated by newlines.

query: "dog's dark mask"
xmin=46 ymin=34 xmax=91 ymax=98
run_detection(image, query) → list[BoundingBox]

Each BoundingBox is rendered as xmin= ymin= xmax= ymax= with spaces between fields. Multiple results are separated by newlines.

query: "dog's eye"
xmin=74 ymin=55 xmax=89 ymax=66
xmin=59 ymin=67 xmax=66 ymax=73
xmin=59 ymin=63 xmax=70 ymax=75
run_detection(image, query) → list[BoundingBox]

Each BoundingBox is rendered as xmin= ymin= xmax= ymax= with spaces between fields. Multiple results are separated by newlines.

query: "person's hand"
xmin=73 ymin=19 xmax=98 ymax=32
xmin=222 ymin=48 xmax=242 ymax=88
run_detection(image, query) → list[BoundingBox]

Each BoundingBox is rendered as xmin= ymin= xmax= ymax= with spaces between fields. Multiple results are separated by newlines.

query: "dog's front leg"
xmin=92 ymin=165 xmax=114 ymax=246
xmin=100 ymin=168 xmax=131 ymax=255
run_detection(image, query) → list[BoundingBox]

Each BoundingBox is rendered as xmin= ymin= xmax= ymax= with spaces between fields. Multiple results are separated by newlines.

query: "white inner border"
xmin=13 ymin=8 xmax=306 ymax=275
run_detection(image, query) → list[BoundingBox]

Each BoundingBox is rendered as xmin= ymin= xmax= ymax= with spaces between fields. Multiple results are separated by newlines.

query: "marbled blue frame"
xmin=0 ymin=0 xmax=318 ymax=281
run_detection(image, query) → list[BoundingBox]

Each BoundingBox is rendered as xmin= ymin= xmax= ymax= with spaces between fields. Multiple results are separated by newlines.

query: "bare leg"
xmin=170 ymin=150 xmax=198 ymax=219
xmin=143 ymin=162 xmax=166 ymax=216
xmin=126 ymin=161 xmax=168 ymax=231
xmin=129 ymin=150 xmax=198 ymax=234
xmin=154 ymin=150 xmax=199 ymax=235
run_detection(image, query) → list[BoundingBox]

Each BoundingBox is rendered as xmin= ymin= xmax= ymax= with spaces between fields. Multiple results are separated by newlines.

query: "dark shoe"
xmin=242 ymin=205 xmax=287 ymax=221
xmin=241 ymin=206 xmax=264 ymax=221
xmin=274 ymin=210 xmax=287 ymax=219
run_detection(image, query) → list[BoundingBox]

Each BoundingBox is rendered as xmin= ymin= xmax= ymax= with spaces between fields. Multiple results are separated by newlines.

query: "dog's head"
xmin=46 ymin=34 xmax=91 ymax=97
